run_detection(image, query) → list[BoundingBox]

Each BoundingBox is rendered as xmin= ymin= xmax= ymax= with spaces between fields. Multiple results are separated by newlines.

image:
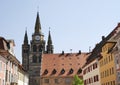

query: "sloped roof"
xmin=41 ymin=52 xmax=90 ymax=77
xmin=0 ymin=49 xmax=20 ymax=64
xmin=86 ymin=23 xmax=120 ymax=64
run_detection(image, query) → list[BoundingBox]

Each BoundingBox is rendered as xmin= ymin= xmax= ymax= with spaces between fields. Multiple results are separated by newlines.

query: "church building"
xmin=22 ymin=12 xmax=90 ymax=85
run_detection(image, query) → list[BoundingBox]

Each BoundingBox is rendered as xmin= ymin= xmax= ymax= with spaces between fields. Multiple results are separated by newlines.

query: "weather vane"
xmin=49 ymin=27 xmax=51 ymax=31
xmin=37 ymin=6 xmax=39 ymax=12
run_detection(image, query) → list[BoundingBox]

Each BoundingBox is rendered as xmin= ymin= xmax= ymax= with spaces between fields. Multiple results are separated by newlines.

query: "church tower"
xmin=22 ymin=30 xmax=30 ymax=71
xmin=28 ymin=12 xmax=46 ymax=85
xmin=22 ymin=12 xmax=54 ymax=85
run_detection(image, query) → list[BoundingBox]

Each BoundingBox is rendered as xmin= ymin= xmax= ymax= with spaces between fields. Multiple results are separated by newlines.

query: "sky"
xmin=0 ymin=0 xmax=120 ymax=63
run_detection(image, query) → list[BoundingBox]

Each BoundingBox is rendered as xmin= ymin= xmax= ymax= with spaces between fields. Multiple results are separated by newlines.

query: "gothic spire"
xmin=34 ymin=12 xmax=41 ymax=34
xmin=46 ymin=28 xmax=53 ymax=54
xmin=47 ymin=29 xmax=52 ymax=45
xmin=24 ymin=29 xmax=28 ymax=44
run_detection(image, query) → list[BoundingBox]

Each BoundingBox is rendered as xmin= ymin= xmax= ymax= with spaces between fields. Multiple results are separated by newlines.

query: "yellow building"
xmin=99 ymin=42 xmax=116 ymax=85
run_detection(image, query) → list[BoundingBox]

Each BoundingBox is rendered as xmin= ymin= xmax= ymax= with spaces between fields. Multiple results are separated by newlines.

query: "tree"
xmin=72 ymin=75 xmax=84 ymax=85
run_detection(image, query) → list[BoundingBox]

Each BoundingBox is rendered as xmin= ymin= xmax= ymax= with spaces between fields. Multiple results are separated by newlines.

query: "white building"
xmin=83 ymin=58 xmax=101 ymax=85
xmin=18 ymin=64 xmax=29 ymax=85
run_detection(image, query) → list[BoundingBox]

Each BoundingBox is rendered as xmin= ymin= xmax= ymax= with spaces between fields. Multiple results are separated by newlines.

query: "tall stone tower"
xmin=22 ymin=12 xmax=54 ymax=85
xmin=22 ymin=30 xmax=30 ymax=71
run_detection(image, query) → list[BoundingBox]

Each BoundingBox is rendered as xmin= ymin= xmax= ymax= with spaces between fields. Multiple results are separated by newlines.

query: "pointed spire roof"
xmin=24 ymin=29 xmax=28 ymax=44
xmin=34 ymin=12 xmax=41 ymax=34
xmin=47 ymin=28 xmax=52 ymax=45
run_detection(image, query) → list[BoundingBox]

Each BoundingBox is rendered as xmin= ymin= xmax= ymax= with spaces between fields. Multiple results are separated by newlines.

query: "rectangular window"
xmin=0 ymin=79 xmax=1 ymax=85
xmin=0 ymin=62 xmax=2 ymax=71
xmin=109 ymin=56 xmax=111 ymax=62
xmin=111 ymin=54 xmax=113 ymax=61
xmin=113 ymin=81 xmax=115 ymax=85
xmin=96 ymin=75 xmax=99 ymax=81
xmin=55 ymin=79 xmax=59 ymax=84
xmin=84 ymin=80 xmax=87 ymax=85
xmin=112 ymin=67 xmax=114 ymax=74
xmin=44 ymin=79 xmax=49 ymax=83
xmin=5 ymin=70 xmax=8 ymax=82
xmin=111 ymin=81 xmax=112 ymax=85
xmin=9 ymin=71 xmax=11 ymax=82
xmin=2 ymin=80 xmax=4 ymax=85
xmin=94 ymin=76 xmax=96 ymax=82
xmin=65 ymin=78 xmax=71 ymax=84
xmin=105 ymin=71 xmax=107 ymax=77
xmin=110 ymin=68 xmax=112 ymax=75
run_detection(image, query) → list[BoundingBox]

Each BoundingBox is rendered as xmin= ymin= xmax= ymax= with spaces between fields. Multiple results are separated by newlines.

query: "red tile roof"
xmin=41 ymin=52 xmax=90 ymax=77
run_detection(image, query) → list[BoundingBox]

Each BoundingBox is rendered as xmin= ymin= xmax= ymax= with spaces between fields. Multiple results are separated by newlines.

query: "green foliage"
xmin=72 ymin=75 xmax=84 ymax=85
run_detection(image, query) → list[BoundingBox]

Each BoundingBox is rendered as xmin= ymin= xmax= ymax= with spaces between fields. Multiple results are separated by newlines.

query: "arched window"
xmin=39 ymin=45 xmax=43 ymax=52
xmin=33 ymin=45 xmax=37 ymax=52
xmin=39 ymin=55 xmax=41 ymax=63
xmin=33 ymin=55 xmax=37 ymax=63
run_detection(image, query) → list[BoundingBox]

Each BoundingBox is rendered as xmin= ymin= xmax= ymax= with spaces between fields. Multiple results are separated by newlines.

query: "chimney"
xmin=118 ymin=23 xmax=120 ymax=27
xmin=102 ymin=36 xmax=105 ymax=40
xmin=78 ymin=50 xmax=81 ymax=54
xmin=62 ymin=51 xmax=64 ymax=55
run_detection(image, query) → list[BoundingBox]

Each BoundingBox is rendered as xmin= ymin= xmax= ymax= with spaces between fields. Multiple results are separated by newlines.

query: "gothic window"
xmin=33 ymin=55 xmax=37 ymax=63
xmin=38 ymin=55 xmax=41 ymax=63
xmin=39 ymin=45 xmax=43 ymax=52
xmin=23 ymin=49 xmax=28 ymax=53
xmin=33 ymin=45 xmax=37 ymax=52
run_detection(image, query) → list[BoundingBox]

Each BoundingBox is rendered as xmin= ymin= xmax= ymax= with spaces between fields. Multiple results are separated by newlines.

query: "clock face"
xmin=35 ymin=35 xmax=40 ymax=40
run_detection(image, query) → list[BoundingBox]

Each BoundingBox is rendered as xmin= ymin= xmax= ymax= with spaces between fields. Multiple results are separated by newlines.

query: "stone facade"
xmin=22 ymin=12 xmax=53 ymax=85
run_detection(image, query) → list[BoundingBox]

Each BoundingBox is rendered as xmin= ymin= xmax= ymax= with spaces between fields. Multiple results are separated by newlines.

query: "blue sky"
xmin=0 ymin=0 xmax=120 ymax=63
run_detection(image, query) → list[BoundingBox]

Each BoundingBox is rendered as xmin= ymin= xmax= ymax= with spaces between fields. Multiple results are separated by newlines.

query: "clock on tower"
xmin=35 ymin=35 xmax=40 ymax=40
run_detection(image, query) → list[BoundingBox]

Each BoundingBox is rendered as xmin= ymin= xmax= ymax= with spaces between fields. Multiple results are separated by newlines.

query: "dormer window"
xmin=60 ymin=69 xmax=65 ymax=74
xmin=69 ymin=68 xmax=73 ymax=74
xmin=77 ymin=68 xmax=82 ymax=74
xmin=52 ymin=69 xmax=57 ymax=75
xmin=43 ymin=69 xmax=48 ymax=75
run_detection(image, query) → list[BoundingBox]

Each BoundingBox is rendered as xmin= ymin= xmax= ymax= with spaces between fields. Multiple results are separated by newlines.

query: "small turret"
xmin=24 ymin=30 xmax=28 ymax=45
xmin=22 ymin=29 xmax=30 ymax=71
xmin=46 ymin=28 xmax=54 ymax=54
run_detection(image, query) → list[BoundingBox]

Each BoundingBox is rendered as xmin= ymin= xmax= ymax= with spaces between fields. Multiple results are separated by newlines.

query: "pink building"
xmin=0 ymin=37 xmax=20 ymax=85
xmin=0 ymin=50 xmax=7 ymax=85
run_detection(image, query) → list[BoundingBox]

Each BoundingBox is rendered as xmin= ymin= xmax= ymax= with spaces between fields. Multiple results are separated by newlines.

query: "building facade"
xmin=0 ymin=37 xmax=20 ymax=85
xmin=83 ymin=58 xmax=101 ymax=85
xmin=109 ymin=25 xmax=120 ymax=85
xmin=18 ymin=64 xmax=29 ymax=85
xmin=40 ymin=53 xmax=89 ymax=85
xmin=0 ymin=51 xmax=7 ymax=85
xmin=99 ymin=42 xmax=116 ymax=85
